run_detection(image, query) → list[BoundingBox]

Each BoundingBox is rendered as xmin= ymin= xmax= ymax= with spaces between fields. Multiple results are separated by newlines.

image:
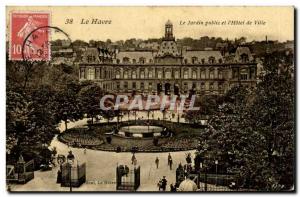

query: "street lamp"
xmin=200 ymin=162 xmax=207 ymax=191
xmin=67 ymin=151 xmax=75 ymax=192
xmin=215 ymin=160 xmax=218 ymax=186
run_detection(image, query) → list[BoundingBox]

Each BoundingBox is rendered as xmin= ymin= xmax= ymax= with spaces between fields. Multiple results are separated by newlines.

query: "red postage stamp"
xmin=10 ymin=11 xmax=50 ymax=61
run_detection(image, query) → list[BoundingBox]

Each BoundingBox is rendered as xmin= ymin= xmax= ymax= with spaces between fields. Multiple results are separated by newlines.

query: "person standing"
xmin=167 ymin=153 xmax=172 ymax=166
xmin=161 ymin=176 xmax=168 ymax=191
xmin=169 ymin=158 xmax=173 ymax=170
xmin=155 ymin=157 xmax=160 ymax=169
xmin=131 ymin=153 xmax=136 ymax=165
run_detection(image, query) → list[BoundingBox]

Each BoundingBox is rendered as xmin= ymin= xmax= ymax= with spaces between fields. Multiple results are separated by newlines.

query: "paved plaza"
xmin=9 ymin=111 xmax=217 ymax=192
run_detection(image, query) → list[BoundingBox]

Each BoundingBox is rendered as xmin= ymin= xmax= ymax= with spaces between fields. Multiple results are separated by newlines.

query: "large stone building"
xmin=79 ymin=20 xmax=257 ymax=96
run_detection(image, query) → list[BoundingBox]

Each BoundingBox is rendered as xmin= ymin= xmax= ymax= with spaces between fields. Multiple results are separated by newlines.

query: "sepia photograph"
xmin=5 ymin=6 xmax=295 ymax=192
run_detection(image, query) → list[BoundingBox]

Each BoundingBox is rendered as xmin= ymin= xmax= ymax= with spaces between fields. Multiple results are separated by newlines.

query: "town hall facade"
xmin=78 ymin=20 xmax=257 ymax=96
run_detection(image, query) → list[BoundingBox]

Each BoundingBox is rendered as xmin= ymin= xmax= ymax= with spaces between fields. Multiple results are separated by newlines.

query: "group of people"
xmin=154 ymin=153 xmax=173 ymax=170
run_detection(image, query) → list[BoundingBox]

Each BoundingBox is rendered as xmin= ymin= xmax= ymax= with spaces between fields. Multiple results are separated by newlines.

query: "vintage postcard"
xmin=6 ymin=6 xmax=295 ymax=192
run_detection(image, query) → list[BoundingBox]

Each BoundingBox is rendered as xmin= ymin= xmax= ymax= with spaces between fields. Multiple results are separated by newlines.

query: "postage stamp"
xmin=9 ymin=11 xmax=50 ymax=61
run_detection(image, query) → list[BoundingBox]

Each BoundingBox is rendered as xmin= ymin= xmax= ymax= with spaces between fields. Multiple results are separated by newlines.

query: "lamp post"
xmin=67 ymin=151 xmax=75 ymax=192
xmin=200 ymin=162 xmax=207 ymax=191
xmin=215 ymin=160 xmax=218 ymax=186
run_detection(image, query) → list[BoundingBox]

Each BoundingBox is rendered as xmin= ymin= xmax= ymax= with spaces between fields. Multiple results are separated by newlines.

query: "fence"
xmin=116 ymin=165 xmax=140 ymax=191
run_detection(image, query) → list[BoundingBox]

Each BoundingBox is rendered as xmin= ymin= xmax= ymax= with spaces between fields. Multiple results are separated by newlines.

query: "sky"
xmin=6 ymin=6 xmax=294 ymax=42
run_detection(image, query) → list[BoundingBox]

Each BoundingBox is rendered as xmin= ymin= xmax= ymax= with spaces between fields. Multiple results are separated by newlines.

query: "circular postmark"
xmin=21 ymin=26 xmax=72 ymax=62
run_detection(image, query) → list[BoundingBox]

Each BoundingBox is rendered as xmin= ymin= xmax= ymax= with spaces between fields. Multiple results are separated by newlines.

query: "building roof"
xmin=116 ymin=51 xmax=154 ymax=63
xmin=156 ymin=40 xmax=181 ymax=57
xmin=183 ymin=50 xmax=223 ymax=63
xmin=82 ymin=48 xmax=100 ymax=63
xmin=234 ymin=46 xmax=254 ymax=62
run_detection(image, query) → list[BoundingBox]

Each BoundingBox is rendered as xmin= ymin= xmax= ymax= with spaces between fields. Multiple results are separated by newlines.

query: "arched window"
xmin=209 ymin=69 xmax=214 ymax=79
xmin=209 ymin=56 xmax=216 ymax=64
xmin=192 ymin=70 xmax=197 ymax=79
xmin=192 ymin=57 xmax=198 ymax=64
xmin=123 ymin=57 xmax=130 ymax=63
xmin=115 ymin=70 xmax=120 ymax=79
xmin=139 ymin=57 xmax=146 ymax=64
xmin=218 ymin=70 xmax=223 ymax=79
xmin=148 ymin=70 xmax=153 ymax=78
xmin=132 ymin=59 xmax=136 ymax=64
xmin=184 ymin=59 xmax=188 ymax=64
xmin=183 ymin=70 xmax=189 ymax=79
xmin=157 ymin=70 xmax=162 ymax=78
xmin=132 ymin=71 xmax=137 ymax=79
xmin=200 ymin=69 xmax=206 ymax=79
xmin=201 ymin=58 xmax=205 ymax=64
xmin=124 ymin=71 xmax=128 ymax=79
xmin=140 ymin=70 xmax=145 ymax=79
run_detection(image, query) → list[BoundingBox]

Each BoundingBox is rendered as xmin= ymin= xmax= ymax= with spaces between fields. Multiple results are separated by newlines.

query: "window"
xmin=200 ymin=70 xmax=206 ymax=79
xmin=209 ymin=82 xmax=214 ymax=91
xmin=209 ymin=69 xmax=215 ymax=79
xmin=88 ymin=68 xmax=95 ymax=80
xmin=116 ymin=82 xmax=120 ymax=90
xmin=149 ymin=82 xmax=152 ymax=90
xmin=201 ymin=82 xmax=205 ymax=91
xmin=218 ymin=70 xmax=223 ymax=79
xmin=192 ymin=71 xmax=197 ymax=79
xmin=165 ymin=70 xmax=171 ymax=79
xmin=183 ymin=70 xmax=189 ymax=79
xmin=140 ymin=82 xmax=144 ymax=90
xmin=124 ymin=82 xmax=128 ymax=89
xmin=157 ymin=70 xmax=162 ymax=78
xmin=218 ymin=58 xmax=223 ymax=63
xmin=240 ymin=68 xmax=248 ymax=80
xmin=241 ymin=54 xmax=249 ymax=63
xmin=80 ymin=68 xmax=85 ymax=79
xmin=184 ymin=59 xmax=188 ymax=64
xmin=192 ymin=57 xmax=198 ymax=64
xmin=241 ymin=74 xmax=248 ymax=80
xmin=201 ymin=58 xmax=205 ymax=64
xmin=124 ymin=71 xmax=128 ymax=79
xmin=149 ymin=70 xmax=153 ymax=78
xmin=132 ymin=71 xmax=137 ymax=79
xmin=115 ymin=71 xmax=120 ymax=79
xmin=140 ymin=71 xmax=145 ymax=79
xmin=132 ymin=59 xmax=136 ymax=64
xmin=192 ymin=83 xmax=196 ymax=89
xmin=209 ymin=56 xmax=216 ymax=64
xmin=116 ymin=59 xmax=120 ymax=64
xmin=139 ymin=57 xmax=146 ymax=64
xmin=174 ymin=71 xmax=180 ymax=79
xmin=123 ymin=57 xmax=130 ymax=63
xmin=132 ymin=82 xmax=136 ymax=89
xmin=218 ymin=83 xmax=223 ymax=91
xmin=96 ymin=68 xmax=100 ymax=79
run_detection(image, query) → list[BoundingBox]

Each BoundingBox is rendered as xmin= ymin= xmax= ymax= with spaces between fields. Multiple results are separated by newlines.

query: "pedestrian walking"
xmin=155 ymin=157 xmax=159 ymax=169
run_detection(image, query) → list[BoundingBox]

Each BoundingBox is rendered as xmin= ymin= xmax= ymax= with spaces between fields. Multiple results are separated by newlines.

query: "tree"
xmin=55 ymin=85 xmax=83 ymax=131
xmin=79 ymin=84 xmax=105 ymax=125
xmin=205 ymin=53 xmax=294 ymax=190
